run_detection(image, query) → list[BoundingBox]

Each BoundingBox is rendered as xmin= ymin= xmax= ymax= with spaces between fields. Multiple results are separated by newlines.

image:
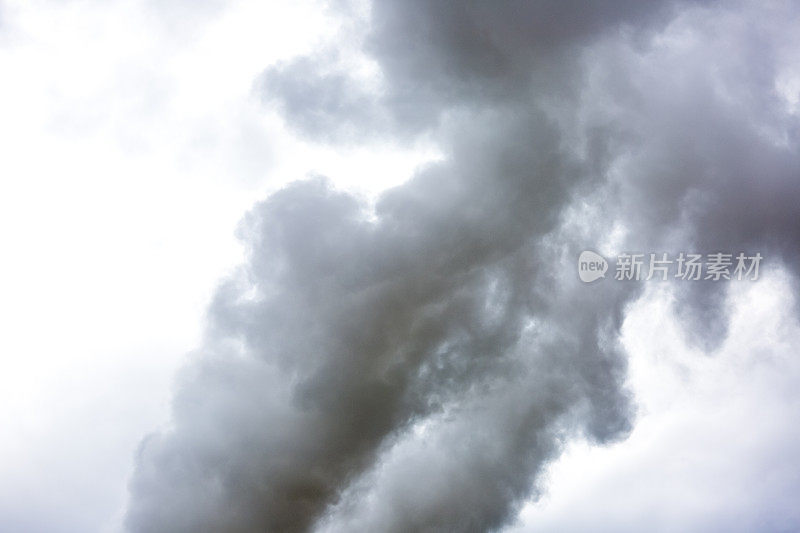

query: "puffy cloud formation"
xmin=126 ymin=1 xmax=800 ymax=531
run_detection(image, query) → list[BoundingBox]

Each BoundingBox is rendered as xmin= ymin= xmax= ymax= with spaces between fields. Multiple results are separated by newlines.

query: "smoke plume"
xmin=126 ymin=1 xmax=800 ymax=531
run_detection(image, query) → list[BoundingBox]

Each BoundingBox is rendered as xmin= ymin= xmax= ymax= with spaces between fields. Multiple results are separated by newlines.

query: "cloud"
xmin=126 ymin=1 xmax=800 ymax=532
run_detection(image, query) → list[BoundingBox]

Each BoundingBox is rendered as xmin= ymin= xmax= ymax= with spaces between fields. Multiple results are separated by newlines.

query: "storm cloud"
xmin=126 ymin=1 xmax=800 ymax=532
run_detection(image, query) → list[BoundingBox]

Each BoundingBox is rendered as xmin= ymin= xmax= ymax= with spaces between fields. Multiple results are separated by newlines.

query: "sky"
xmin=1 ymin=1 xmax=799 ymax=532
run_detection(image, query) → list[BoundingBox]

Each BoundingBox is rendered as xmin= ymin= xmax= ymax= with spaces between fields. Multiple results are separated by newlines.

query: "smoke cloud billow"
xmin=126 ymin=1 xmax=800 ymax=532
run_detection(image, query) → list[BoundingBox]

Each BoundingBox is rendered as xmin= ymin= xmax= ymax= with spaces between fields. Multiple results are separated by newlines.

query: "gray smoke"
xmin=126 ymin=1 xmax=800 ymax=532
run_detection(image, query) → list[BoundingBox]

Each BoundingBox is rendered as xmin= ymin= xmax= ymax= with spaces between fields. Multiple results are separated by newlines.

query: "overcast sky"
xmin=1 ymin=1 xmax=800 ymax=532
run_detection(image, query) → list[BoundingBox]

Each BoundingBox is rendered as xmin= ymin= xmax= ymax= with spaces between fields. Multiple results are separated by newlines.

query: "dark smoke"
xmin=126 ymin=1 xmax=800 ymax=531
